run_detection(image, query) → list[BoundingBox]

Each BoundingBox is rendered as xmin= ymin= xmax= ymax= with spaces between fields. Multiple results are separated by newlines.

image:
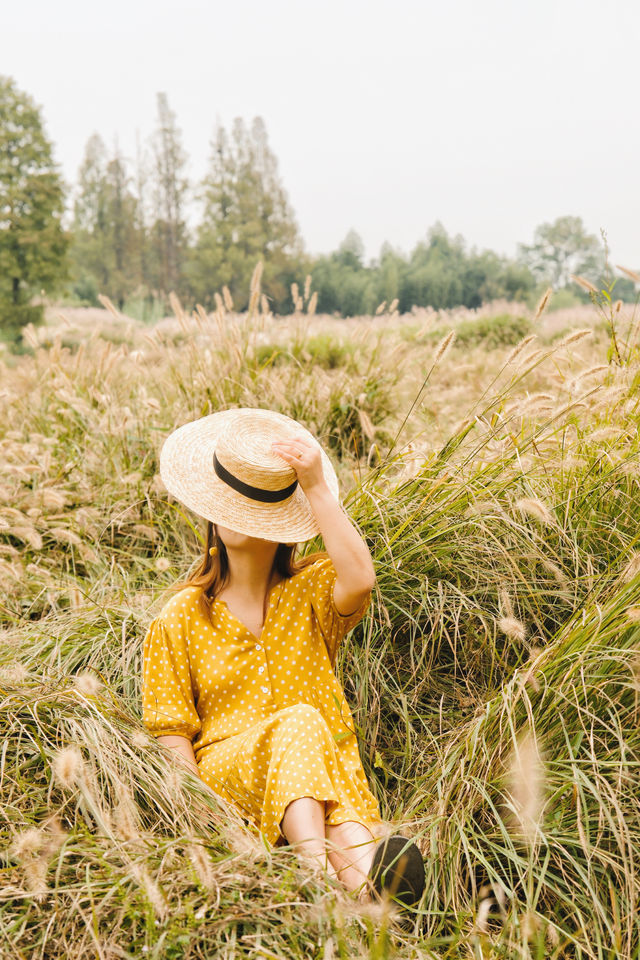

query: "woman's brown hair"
xmin=171 ymin=521 xmax=328 ymax=606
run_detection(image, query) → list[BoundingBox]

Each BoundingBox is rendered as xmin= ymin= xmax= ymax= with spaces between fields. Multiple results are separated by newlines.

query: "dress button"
xmin=261 ymin=685 xmax=269 ymax=694
xmin=255 ymin=644 xmax=262 ymax=650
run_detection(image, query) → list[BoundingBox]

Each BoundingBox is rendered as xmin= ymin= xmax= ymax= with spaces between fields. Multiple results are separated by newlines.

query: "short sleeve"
xmin=308 ymin=557 xmax=371 ymax=667
xmin=141 ymin=615 xmax=202 ymax=741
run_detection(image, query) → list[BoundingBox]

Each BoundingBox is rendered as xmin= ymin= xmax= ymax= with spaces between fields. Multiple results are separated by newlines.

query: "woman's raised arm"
xmin=272 ymin=435 xmax=375 ymax=615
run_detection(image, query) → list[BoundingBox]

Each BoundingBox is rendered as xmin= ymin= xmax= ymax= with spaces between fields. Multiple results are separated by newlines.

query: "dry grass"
xmin=1 ymin=288 xmax=640 ymax=957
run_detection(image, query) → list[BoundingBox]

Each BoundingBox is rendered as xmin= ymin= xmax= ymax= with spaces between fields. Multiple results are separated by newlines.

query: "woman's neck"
xmin=223 ymin=543 xmax=281 ymax=603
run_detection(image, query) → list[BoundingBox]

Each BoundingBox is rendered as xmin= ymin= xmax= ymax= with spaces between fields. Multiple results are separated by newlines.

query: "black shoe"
xmin=367 ymin=834 xmax=426 ymax=910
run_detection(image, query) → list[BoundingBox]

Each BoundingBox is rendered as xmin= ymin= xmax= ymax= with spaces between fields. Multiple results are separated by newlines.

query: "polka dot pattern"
xmin=141 ymin=557 xmax=384 ymax=846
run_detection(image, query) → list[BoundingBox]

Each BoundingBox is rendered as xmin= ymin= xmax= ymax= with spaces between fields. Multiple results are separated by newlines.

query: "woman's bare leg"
xmin=325 ymin=820 xmax=377 ymax=898
xmin=280 ymin=796 xmax=339 ymax=880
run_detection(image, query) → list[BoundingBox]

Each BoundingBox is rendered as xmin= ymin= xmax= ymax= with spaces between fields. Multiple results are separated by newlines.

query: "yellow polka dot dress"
xmin=141 ymin=558 xmax=385 ymax=847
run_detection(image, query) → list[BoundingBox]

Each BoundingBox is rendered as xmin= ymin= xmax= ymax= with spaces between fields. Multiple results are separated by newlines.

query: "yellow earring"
xmin=209 ymin=546 xmax=218 ymax=558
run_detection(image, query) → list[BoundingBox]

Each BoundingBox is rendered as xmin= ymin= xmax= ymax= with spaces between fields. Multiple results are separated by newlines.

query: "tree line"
xmin=1 ymin=75 xmax=635 ymax=343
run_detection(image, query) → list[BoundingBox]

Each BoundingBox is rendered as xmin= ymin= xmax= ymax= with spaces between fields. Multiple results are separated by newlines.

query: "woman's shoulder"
xmin=152 ymin=585 xmax=207 ymax=627
xmin=287 ymin=556 xmax=334 ymax=590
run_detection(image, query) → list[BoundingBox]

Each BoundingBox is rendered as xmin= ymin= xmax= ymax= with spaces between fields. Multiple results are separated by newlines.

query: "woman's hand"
xmin=271 ymin=434 xmax=327 ymax=494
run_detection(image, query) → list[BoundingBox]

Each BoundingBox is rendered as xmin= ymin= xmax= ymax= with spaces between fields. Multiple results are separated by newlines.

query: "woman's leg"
xmin=280 ymin=796 xmax=339 ymax=880
xmin=325 ymin=820 xmax=377 ymax=897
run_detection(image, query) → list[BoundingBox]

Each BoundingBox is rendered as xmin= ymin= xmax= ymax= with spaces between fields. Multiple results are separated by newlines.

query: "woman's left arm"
xmin=272 ymin=435 xmax=376 ymax=615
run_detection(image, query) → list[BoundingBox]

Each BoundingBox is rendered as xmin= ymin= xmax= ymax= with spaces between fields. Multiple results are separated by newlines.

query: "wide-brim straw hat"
xmin=159 ymin=408 xmax=340 ymax=543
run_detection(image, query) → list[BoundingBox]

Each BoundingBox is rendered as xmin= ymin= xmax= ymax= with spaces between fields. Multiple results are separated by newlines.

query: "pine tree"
xmin=71 ymin=135 xmax=141 ymax=308
xmin=188 ymin=116 xmax=304 ymax=311
xmin=0 ymin=75 xmax=68 ymax=341
xmin=149 ymin=92 xmax=189 ymax=297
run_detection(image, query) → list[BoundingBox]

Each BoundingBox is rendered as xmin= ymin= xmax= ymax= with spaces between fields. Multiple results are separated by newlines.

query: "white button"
xmin=261 ymin=685 xmax=269 ymax=693
xmin=255 ymin=644 xmax=262 ymax=650
xmin=258 ymin=666 xmax=264 ymax=674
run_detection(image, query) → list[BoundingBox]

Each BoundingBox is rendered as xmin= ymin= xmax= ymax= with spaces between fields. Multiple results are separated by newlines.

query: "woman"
xmin=141 ymin=407 xmax=425 ymax=907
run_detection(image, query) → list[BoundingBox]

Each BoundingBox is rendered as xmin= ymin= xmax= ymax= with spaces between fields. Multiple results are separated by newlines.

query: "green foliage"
xmin=311 ymin=223 xmax=536 ymax=317
xmin=254 ymin=333 xmax=357 ymax=370
xmin=425 ymin=313 xmax=532 ymax=349
xmin=70 ymin=134 xmax=143 ymax=309
xmin=0 ymin=75 xmax=68 ymax=342
xmin=187 ymin=117 xmax=305 ymax=312
xmin=518 ymin=215 xmax=604 ymax=290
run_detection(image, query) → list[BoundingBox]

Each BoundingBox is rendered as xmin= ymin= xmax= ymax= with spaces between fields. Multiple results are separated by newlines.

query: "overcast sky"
xmin=5 ymin=0 xmax=639 ymax=267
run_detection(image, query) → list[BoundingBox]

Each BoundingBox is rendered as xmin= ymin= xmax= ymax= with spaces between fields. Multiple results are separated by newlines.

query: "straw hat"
xmin=159 ymin=408 xmax=340 ymax=543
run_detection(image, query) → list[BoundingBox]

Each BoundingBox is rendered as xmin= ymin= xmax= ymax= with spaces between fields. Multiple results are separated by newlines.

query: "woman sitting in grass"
xmin=141 ymin=407 xmax=425 ymax=909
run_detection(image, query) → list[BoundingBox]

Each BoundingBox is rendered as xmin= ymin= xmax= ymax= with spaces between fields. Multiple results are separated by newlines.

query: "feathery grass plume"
xmin=499 ymin=588 xmax=514 ymax=618
xmin=0 ymin=663 xmax=28 ymax=684
xmin=291 ymin=282 xmax=299 ymax=308
xmin=616 ymin=264 xmax=640 ymax=283
xmin=572 ymin=364 xmax=609 ymax=385
xmin=433 ymin=330 xmax=456 ymax=364
xmin=533 ymin=287 xmax=553 ymax=320
xmin=556 ymin=328 xmax=593 ymax=347
xmin=307 ymin=291 xmax=318 ymax=316
xmin=506 ymin=730 xmax=544 ymax=844
xmin=570 ymin=275 xmax=598 ymax=294
xmin=97 ymin=294 xmax=120 ymax=319
xmin=260 ymin=294 xmax=270 ymax=316
xmin=375 ymin=300 xmax=387 ymax=315
xmin=169 ymin=291 xmax=185 ymax=321
xmin=73 ymin=672 xmax=101 ymax=696
xmin=515 ymin=497 xmax=555 ymax=526
xmin=505 ymin=333 xmax=537 ymax=365
xmin=474 ymin=896 xmax=492 ymax=934
xmin=303 ymin=274 xmax=312 ymax=301
xmin=222 ymin=285 xmax=234 ymax=311
xmin=22 ymin=323 xmax=40 ymax=350
xmin=389 ymin=298 xmax=399 ymax=313
xmin=113 ymin=790 xmax=142 ymax=841
xmin=214 ymin=291 xmax=224 ymax=313
xmin=186 ymin=841 xmax=217 ymax=892
xmin=621 ymin=552 xmax=640 ymax=583
xmin=248 ymin=289 xmax=260 ymax=317
xmin=129 ymin=863 xmax=167 ymax=919
xmin=498 ymin=616 xmax=526 ymax=643
xmin=250 ymin=260 xmax=263 ymax=294
xmin=614 ymin=299 xmax=623 ymax=313
xmin=358 ymin=408 xmax=376 ymax=441
xmin=11 ymin=829 xmax=50 ymax=900
xmin=52 ymin=746 xmax=85 ymax=789
xmin=540 ymin=559 xmax=567 ymax=584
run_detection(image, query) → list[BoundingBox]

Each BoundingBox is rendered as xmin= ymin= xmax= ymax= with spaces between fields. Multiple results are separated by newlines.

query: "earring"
xmin=209 ymin=546 xmax=218 ymax=558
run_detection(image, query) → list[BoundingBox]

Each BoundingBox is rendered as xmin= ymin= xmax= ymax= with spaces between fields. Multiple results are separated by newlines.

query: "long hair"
xmin=171 ymin=521 xmax=328 ymax=607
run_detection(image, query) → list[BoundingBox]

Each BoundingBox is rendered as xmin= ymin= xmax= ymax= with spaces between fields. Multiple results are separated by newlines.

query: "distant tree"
xmin=0 ymin=75 xmax=68 ymax=341
xmin=188 ymin=117 xmax=304 ymax=311
xmin=71 ymin=135 xmax=141 ymax=308
xmin=149 ymin=92 xmax=189 ymax=297
xmin=336 ymin=230 xmax=366 ymax=269
xmin=518 ymin=215 xmax=604 ymax=289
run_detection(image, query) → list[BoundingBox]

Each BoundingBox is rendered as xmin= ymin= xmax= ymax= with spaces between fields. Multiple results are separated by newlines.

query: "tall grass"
xmin=1 ymin=287 xmax=639 ymax=957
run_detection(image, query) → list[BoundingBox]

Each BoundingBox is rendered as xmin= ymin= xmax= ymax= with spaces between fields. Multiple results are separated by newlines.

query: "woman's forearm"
xmin=156 ymin=734 xmax=199 ymax=776
xmin=305 ymin=482 xmax=376 ymax=617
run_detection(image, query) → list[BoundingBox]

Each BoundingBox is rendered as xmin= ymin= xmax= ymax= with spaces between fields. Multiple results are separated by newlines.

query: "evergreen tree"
xmin=149 ymin=92 xmax=188 ymax=297
xmin=188 ymin=116 xmax=304 ymax=311
xmin=0 ymin=75 xmax=68 ymax=341
xmin=71 ymin=135 xmax=141 ymax=308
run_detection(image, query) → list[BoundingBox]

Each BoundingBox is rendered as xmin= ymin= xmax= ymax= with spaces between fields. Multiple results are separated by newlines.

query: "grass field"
xmin=1 ymin=287 xmax=639 ymax=958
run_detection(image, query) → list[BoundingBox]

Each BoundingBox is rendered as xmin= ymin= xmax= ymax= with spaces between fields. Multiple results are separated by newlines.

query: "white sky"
xmin=5 ymin=0 xmax=640 ymax=267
